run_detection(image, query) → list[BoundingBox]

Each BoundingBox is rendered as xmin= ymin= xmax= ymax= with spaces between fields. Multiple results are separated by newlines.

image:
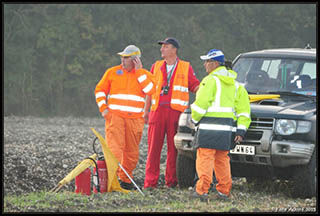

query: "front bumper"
xmin=174 ymin=133 xmax=196 ymax=159
xmin=174 ymin=131 xmax=315 ymax=168
xmin=229 ymin=140 xmax=315 ymax=168
xmin=271 ymin=140 xmax=315 ymax=167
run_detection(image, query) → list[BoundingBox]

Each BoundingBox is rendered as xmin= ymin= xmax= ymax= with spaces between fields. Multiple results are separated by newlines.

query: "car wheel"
xmin=291 ymin=149 xmax=316 ymax=198
xmin=176 ymin=153 xmax=196 ymax=188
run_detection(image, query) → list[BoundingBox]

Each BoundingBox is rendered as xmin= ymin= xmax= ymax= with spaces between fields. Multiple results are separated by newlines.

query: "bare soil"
xmin=3 ymin=116 xmax=317 ymax=213
xmin=3 ymin=116 xmax=165 ymax=195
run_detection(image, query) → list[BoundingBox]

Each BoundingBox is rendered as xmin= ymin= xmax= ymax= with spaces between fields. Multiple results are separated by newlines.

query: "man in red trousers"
xmin=143 ymin=37 xmax=200 ymax=189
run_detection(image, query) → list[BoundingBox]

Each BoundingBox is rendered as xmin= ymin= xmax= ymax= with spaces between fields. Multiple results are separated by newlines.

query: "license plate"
xmin=230 ymin=145 xmax=255 ymax=155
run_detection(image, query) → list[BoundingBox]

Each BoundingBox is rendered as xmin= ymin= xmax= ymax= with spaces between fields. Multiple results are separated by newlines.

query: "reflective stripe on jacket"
xmin=151 ymin=60 xmax=190 ymax=112
xmin=95 ymin=65 xmax=155 ymax=118
xmin=191 ymin=66 xmax=251 ymax=150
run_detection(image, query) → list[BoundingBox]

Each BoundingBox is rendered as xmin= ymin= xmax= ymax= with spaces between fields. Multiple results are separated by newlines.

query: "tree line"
xmin=4 ymin=4 xmax=316 ymax=117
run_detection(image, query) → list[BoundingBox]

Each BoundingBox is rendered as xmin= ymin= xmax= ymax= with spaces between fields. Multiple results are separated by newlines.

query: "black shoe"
xmin=119 ymin=180 xmax=135 ymax=190
xmin=216 ymin=191 xmax=230 ymax=201
xmin=166 ymin=182 xmax=178 ymax=189
xmin=190 ymin=191 xmax=208 ymax=202
xmin=209 ymin=183 xmax=216 ymax=192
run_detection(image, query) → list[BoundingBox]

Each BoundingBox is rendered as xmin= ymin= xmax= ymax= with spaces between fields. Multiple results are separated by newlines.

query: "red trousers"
xmin=196 ymin=148 xmax=232 ymax=196
xmin=144 ymin=106 xmax=181 ymax=188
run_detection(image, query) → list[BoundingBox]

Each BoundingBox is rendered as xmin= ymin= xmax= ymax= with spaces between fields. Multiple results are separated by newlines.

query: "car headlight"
xmin=178 ymin=113 xmax=188 ymax=126
xmin=178 ymin=113 xmax=195 ymax=129
xmin=275 ymin=119 xmax=296 ymax=135
xmin=275 ymin=119 xmax=312 ymax=135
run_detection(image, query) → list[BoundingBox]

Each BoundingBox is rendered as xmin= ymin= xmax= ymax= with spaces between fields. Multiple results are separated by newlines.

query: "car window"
xmin=261 ymin=60 xmax=281 ymax=79
xmin=300 ymin=62 xmax=316 ymax=79
xmin=233 ymin=56 xmax=316 ymax=95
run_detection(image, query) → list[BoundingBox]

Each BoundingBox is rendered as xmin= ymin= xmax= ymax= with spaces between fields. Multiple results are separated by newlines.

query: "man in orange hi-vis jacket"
xmin=95 ymin=45 xmax=156 ymax=190
xmin=143 ymin=38 xmax=200 ymax=189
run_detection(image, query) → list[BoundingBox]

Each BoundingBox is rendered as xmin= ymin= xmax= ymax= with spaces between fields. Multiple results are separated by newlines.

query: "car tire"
xmin=291 ymin=149 xmax=316 ymax=198
xmin=176 ymin=153 xmax=196 ymax=188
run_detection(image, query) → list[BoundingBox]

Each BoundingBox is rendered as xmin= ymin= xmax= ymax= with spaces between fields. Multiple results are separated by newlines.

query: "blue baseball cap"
xmin=200 ymin=49 xmax=224 ymax=63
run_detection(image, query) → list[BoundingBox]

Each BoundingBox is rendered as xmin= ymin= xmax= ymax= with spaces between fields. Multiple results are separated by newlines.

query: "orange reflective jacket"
xmin=151 ymin=60 xmax=189 ymax=112
xmin=95 ymin=65 xmax=155 ymax=118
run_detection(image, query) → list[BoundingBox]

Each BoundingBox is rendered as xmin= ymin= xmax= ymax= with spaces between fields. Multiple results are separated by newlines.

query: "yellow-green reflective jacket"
xmin=191 ymin=66 xmax=251 ymax=150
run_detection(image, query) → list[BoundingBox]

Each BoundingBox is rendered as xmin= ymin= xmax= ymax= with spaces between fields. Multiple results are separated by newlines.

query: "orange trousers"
xmin=105 ymin=112 xmax=144 ymax=183
xmin=196 ymin=148 xmax=232 ymax=196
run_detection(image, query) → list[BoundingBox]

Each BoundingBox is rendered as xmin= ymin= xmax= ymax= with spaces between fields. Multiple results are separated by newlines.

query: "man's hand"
xmin=234 ymin=135 xmax=243 ymax=145
xmin=193 ymin=85 xmax=199 ymax=93
xmin=133 ymin=57 xmax=142 ymax=70
xmin=102 ymin=109 xmax=109 ymax=118
xmin=143 ymin=110 xmax=149 ymax=124
xmin=143 ymin=96 xmax=151 ymax=124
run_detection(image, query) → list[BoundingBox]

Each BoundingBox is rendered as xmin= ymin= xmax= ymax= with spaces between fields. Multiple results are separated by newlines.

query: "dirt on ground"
xmin=3 ymin=116 xmax=317 ymax=213
xmin=3 ymin=116 xmax=166 ymax=195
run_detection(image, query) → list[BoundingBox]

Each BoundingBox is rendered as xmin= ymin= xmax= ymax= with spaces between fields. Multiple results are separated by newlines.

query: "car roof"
xmin=237 ymin=48 xmax=316 ymax=60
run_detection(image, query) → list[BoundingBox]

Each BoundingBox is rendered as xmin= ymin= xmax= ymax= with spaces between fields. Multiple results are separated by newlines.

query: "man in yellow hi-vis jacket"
xmin=190 ymin=49 xmax=251 ymax=201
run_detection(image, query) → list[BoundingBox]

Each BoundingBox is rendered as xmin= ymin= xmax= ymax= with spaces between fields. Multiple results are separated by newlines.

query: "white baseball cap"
xmin=117 ymin=45 xmax=141 ymax=57
xmin=200 ymin=49 xmax=224 ymax=63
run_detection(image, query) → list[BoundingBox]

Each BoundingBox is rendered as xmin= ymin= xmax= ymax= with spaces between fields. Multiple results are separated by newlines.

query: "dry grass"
xmin=3 ymin=178 xmax=317 ymax=213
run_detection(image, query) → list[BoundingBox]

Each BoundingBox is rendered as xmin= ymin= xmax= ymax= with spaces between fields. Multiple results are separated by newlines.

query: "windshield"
xmin=233 ymin=57 xmax=316 ymax=96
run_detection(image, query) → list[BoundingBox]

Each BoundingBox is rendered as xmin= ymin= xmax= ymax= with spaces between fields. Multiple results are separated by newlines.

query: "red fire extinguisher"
xmin=75 ymin=157 xmax=99 ymax=196
xmin=93 ymin=157 xmax=108 ymax=193
xmin=92 ymin=136 xmax=108 ymax=193
xmin=75 ymin=137 xmax=108 ymax=195
xmin=75 ymin=167 xmax=92 ymax=196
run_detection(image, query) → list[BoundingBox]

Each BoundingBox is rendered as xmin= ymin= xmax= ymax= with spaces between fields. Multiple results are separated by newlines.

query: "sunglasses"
xmin=205 ymin=59 xmax=216 ymax=63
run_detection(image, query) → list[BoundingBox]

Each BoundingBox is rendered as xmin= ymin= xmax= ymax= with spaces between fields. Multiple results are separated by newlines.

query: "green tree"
xmin=3 ymin=3 xmax=316 ymax=117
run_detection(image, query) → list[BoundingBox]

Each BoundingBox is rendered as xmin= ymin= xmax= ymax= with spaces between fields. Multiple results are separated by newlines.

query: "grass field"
xmin=4 ymin=178 xmax=317 ymax=213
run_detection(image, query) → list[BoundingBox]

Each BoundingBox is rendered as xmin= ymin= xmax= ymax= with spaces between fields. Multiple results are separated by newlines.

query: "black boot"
xmin=119 ymin=180 xmax=135 ymax=190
